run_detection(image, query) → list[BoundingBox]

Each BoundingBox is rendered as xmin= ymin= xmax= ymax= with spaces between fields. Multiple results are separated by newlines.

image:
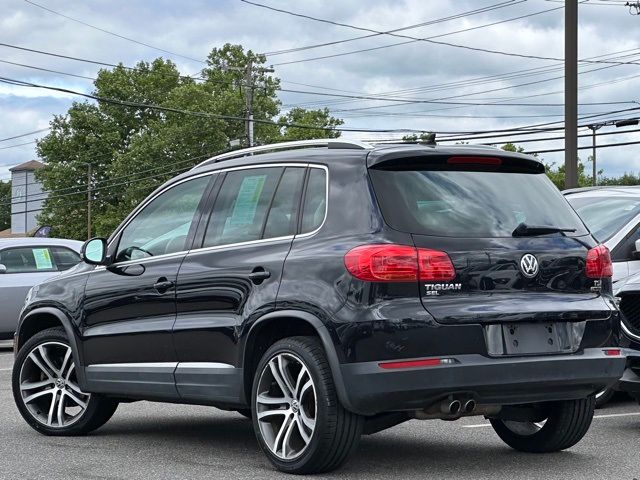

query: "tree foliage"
xmin=0 ymin=180 xmax=10 ymax=231
xmin=36 ymin=44 xmax=343 ymax=239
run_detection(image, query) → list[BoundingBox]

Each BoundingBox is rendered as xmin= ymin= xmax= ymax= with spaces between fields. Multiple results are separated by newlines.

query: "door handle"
xmin=153 ymin=277 xmax=175 ymax=293
xmin=248 ymin=267 xmax=271 ymax=285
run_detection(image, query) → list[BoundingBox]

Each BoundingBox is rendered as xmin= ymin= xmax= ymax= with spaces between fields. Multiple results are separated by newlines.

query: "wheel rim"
xmin=255 ymin=352 xmax=317 ymax=460
xmin=502 ymin=419 xmax=547 ymax=436
xmin=19 ymin=341 xmax=91 ymax=428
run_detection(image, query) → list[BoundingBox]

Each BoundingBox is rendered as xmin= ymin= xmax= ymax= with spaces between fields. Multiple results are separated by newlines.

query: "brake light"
xmin=603 ymin=348 xmax=621 ymax=356
xmin=585 ymin=245 xmax=613 ymax=279
xmin=447 ymin=156 xmax=502 ymax=166
xmin=344 ymin=244 xmax=455 ymax=282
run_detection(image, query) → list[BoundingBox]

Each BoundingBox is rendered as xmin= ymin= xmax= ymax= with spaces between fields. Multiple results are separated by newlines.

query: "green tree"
xmin=36 ymin=44 xmax=343 ymax=239
xmin=0 ymin=180 xmax=11 ymax=230
xmin=501 ymin=143 xmax=525 ymax=153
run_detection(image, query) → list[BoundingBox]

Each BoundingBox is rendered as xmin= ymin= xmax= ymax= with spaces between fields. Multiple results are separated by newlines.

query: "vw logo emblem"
xmin=520 ymin=253 xmax=539 ymax=278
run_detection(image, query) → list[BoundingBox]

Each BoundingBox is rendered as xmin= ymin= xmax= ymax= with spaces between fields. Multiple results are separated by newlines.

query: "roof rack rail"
xmin=194 ymin=139 xmax=373 ymax=169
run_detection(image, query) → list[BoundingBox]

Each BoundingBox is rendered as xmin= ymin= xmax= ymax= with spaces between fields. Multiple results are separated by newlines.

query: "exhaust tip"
xmin=448 ymin=400 xmax=461 ymax=415
xmin=464 ymin=399 xmax=476 ymax=413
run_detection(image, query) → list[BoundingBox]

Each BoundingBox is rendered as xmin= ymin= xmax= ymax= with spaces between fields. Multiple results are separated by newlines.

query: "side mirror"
xmin=0 ymin=264 xmax=6 ymax=274
xmin=81 ymin=238 xmax=108 ymax=265
xmin=634 ymin=239 xmax=640 ymax=260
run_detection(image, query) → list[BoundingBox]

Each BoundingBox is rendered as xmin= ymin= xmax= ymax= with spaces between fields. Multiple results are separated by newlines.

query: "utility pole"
xmin=587 ymin=124 xmax=602 ymax=186
xmin=245 ymin=59 xmax=255 ymax=147
xmin=86 ymin=163 xmax=92 ymax=240
xmin=564 ymin=0 xmax=578 ymax=189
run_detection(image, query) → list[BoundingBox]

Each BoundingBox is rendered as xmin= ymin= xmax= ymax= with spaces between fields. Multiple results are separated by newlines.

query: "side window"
xmin=50 ymin=247 xmax=81 ymax=271
xmin=0 ymin=247 xmax=57 ymax=273
xmin=115 ymin=176 xmax=211 ymax=262
xmin=300 ymin=168 xmax=327 ymax=233
xmin=263 ymin=167 xmax=305 ymax=239
xmin=203 ymin=167 xmax=282 ymax=247
xmin=612 ymin=224 xmax=640 ymax=262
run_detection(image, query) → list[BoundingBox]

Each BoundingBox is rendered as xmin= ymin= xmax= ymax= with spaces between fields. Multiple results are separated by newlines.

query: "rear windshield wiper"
xmin=512 ymin=222 xmax=577 ymax=237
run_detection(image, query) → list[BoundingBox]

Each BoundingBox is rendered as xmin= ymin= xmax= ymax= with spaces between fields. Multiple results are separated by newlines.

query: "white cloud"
xmin=1 ymin=0 xmax=639 ymax=176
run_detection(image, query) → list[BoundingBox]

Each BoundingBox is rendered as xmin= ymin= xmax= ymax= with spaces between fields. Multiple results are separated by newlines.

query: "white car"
xmin=0 ymin=237 xmax=83 ymax=340
xmin=564 ymin=186 xmax=640 ymax=285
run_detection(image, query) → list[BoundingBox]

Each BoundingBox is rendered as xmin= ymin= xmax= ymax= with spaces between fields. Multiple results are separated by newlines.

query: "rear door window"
xmin=369 ymin=169 xmax=588 ymax=238
xmin=0 ymin=246 xmax=57 ymax=273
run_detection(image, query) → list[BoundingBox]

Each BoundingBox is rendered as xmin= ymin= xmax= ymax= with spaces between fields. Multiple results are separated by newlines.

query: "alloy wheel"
xmin=255 ymin=352 xmax=317 ymax=460
xmin=19 ymin=341 xmax=90 ymax=428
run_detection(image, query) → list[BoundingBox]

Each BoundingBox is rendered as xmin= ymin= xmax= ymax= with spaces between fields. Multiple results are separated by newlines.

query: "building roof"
xmin=9 ymin=160 xmax=44 ymax=172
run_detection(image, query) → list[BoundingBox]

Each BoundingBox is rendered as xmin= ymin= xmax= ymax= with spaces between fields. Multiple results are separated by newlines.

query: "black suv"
xmin=12 ymin=140 xmax=626 ymax=474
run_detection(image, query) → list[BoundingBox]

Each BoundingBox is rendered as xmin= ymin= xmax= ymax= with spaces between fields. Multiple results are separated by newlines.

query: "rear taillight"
xmin=585 ymin=245 xmax=613 ymax=279
xmin=344 ymin=244 xmax=455 ymax=282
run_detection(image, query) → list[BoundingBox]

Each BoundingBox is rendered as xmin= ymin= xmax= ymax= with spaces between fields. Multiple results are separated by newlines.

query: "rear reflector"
xmin=447 ymin=156 xmax=502 ymax=166
xmin=585 ymin=245 xmax=613 ymax=279
xmin=603 ymin=349 xmax=621 ymax=356
xmin=379 ymin=358 xmax=455 ymax=370
xmin=344 ymin=244 xmax=455 ymax=282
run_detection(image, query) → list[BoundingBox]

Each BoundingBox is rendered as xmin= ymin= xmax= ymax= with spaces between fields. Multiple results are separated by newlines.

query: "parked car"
xmin=12 ymin=140 xmax=625 ymax=474
xmin=0 ymin=237 xmax=82 ymax=340
xmin=610 ymin=273 xmax=640 ymax=404
xmin=564 ymin=186 xmax=640 ymax=406
xmin=563 ymin=186 xmax=640 ymax=285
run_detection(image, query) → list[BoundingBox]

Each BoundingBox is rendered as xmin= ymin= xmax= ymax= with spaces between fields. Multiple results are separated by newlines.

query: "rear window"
xmin=369 ymin=169 xmax=588 ymax=238
xmin=566 ymin=195 xmax=640 ymax=242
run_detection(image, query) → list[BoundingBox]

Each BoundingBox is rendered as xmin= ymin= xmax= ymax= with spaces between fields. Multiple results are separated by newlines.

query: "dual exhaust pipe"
xmin=441 ymin=398 xmax=476 ymax=416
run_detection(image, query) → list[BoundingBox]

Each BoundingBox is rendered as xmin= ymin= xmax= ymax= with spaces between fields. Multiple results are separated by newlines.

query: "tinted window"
xmin=204 ymin=168 xmax=282 ymax=247
xmin=0 ymin=247 xmax=58 ymax=273
xmin=115 ymin=176 xmax=210 ymax=262
xmin=263 ymin=167 xmax=305 ymax=239
xmin=566 ymin=195 xmax=640 ymax=242
xmin=369 ymin=169 xmax=588 ymax=238
xmin=301 ymin=168 xmax=327 ymax=233
xmin=50 ymin=247 xmax=81 ymax=271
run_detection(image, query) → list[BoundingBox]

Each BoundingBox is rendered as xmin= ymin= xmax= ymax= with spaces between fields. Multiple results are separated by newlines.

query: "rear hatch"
xmin=368 ymin=149 xmax=614 ymax=327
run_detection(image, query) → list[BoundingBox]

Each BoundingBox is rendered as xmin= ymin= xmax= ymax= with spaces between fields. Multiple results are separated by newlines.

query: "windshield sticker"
xmin=32 ymin=248 xmax=54 ymax=270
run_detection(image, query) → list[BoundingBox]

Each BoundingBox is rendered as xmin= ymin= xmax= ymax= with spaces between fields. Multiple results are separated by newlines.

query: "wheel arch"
xmin=242 ymin=310 xmax=355 ymax=412
xmin=17 ymin=307 xmax=87 ymax=387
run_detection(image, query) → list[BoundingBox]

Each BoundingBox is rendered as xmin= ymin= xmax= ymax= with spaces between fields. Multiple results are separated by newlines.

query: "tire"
xmin=251 ymin=336 xmax=363 ymax=474
xmin=12 ymin=327 xmax=119 ymax=436
xmin=490 ymin=396 xmax=596 ymax=453
xmin=595 ymin=387 xmax=615 ymax=408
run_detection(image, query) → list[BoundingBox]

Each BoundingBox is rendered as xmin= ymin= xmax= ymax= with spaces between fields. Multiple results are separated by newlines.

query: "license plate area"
xmin=484 ymin=321 xmax=586 ymax=356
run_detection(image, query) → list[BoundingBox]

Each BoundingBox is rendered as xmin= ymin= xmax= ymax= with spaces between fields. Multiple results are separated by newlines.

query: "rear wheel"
xmin=252 ymin=336 xmax=363 ymax=474
xmin=12 ymin=327 xmax=118 ymax=436
xmin=490 ymin=396 xmax=595 ymax=453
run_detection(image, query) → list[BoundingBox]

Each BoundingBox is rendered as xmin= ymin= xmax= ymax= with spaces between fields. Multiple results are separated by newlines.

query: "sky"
xmin=1 ymin=0 xmax=639 ymax=182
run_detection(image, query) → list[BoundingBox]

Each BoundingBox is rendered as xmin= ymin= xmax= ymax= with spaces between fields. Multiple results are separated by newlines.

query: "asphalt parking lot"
xmin=0 ymin=349 xmax=638 ymax=480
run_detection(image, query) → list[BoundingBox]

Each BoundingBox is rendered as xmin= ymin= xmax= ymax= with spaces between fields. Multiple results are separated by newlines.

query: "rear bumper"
xmin=340 ymin=348 xmax=626 ymax=415
xmin=616 ymin=352 xmax=640 ymax=398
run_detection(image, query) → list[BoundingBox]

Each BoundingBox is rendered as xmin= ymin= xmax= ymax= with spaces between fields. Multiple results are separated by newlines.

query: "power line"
xmin=23 ymin=0 xmax=204 ymax=64
xmin=525 ymin=139 xmax=640 ymax=155
xmin=0 ymin=140 xmax=37 ymax=150
xmin=262 ymin=0 xmax=523 ymax=56
xmin=267 ymin=3 xmax=566 ymax=66
xmin=243 ymin=0 xmax=640 ymax=67
xmin=0 ymin=128 xmax=50 ymax=143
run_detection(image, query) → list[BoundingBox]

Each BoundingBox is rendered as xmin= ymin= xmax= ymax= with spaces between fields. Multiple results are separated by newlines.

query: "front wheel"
xmin=251 ymin=336 xmax=363 ymax=474
xmin=490 ymin=396 xmax=595 ymax=453
xmin=12 ymin=327 xmax=118 ymax=436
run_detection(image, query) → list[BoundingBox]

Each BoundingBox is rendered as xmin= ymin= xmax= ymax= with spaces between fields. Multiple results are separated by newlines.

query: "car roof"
xmin=0 ymin=237 xmax=83 ymax=251
xmin=185 ymin=143 xmax=542 ymax=178
xmin=562 ymin=185 xmax=640 ymax=198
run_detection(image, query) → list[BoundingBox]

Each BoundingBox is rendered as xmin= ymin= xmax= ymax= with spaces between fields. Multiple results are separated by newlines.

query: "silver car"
xmin=564 ymin=186 xmax=640 ymax=285
xmin=0 ymin=237 xmax=82 ymax=339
